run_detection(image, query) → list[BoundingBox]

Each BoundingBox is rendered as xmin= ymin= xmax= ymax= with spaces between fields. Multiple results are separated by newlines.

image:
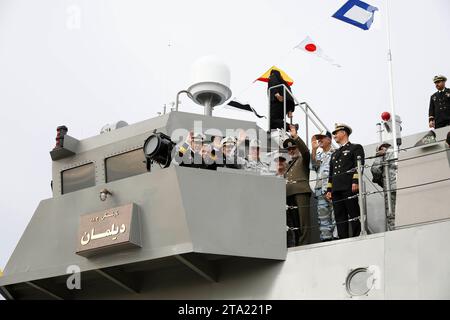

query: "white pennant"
xmin=294 ymin=36 xmax=341 ymax=68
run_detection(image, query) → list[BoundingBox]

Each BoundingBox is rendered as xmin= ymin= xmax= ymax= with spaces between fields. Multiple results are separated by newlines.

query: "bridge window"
xmin=105 ymin=149 xmax=147 ymax=183
xmin=61 ymin=163 xmax=95 ymax=194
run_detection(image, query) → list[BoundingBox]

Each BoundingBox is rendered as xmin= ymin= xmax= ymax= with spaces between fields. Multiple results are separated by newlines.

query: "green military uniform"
xmin=284 ymin=136 xmax=312 ymax=246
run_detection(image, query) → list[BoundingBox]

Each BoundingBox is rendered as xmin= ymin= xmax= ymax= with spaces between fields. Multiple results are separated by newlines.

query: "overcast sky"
xmin=0 ymin=0 xmax=449 ymax=275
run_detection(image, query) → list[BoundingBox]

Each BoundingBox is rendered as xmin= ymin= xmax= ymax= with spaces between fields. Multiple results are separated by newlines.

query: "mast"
xmin=385 ymin=0 xmax=399 ymax=158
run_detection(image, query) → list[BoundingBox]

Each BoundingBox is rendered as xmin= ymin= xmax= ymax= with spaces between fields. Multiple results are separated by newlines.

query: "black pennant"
xmin=226 ymin=100 xmax=266 ymax=119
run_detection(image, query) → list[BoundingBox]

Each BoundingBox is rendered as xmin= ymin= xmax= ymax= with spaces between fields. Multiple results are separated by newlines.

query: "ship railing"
xmin=268 ymin=84 xmax=333 ymax=149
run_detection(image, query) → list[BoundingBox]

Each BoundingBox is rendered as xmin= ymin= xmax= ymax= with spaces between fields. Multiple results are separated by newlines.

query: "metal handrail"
xmin=175 ymin=90 xmax=194 ymax=112
xmin=300 ymin=102 xmax=332 ymax=133
xmin=267 ymin=84 xmax=327 ymax=147
xmin=267 ymin=84 xmax=328 ymax=140
xmin=357 ymin=156 xmax=368 ymax=236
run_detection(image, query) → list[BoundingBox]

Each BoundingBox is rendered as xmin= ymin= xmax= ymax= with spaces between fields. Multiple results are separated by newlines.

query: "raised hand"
xmin=289 ymin=124 xmax=298 ymax=139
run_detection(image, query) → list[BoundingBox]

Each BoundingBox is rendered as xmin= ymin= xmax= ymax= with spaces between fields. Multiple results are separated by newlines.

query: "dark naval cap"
xmin=433 ymin=75 xmax=447 ymax=83
xmin=332 ymin=123 xmax=352 ymax=135
xmin=283 ymin=138 xmax=297 ymax=149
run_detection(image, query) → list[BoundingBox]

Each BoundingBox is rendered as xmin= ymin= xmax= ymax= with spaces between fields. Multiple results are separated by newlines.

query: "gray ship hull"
xmin=1 ymin=112 xmax=449 ymax=299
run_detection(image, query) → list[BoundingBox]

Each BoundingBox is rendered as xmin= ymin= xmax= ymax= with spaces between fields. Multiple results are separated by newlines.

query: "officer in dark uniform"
xmin=326 ymin=123 xmax=365 ymax=239
xmin=429 ymin=75 xmax=450 ymax=129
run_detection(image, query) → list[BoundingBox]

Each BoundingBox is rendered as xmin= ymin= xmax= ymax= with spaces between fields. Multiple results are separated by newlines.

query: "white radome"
xmin=188 ymin=55 xmax=232 ymax=114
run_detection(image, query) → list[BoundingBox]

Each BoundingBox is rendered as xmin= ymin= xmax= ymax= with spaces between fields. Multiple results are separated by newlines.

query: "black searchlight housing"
xmin=143 ymin=132 xmax=175 ymax=168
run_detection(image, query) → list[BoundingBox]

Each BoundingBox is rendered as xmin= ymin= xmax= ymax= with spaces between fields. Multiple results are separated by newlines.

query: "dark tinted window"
xmin=105 ymin=149 xmax=147 ymax=183
xmin=61 ymin=163 xmax=95 ymax=194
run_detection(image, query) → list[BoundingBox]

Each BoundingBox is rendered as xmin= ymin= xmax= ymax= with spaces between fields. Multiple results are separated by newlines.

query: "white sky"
xmin=0 ymin=0 xmax=449 ymax=274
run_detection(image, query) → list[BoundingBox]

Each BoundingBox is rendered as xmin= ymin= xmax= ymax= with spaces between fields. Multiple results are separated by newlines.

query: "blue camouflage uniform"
xmin=312 ymin=147 xmax=336 ymax=241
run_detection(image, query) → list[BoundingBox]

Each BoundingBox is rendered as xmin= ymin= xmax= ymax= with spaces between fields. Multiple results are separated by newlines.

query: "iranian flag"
xmin=294 ymin=36 xmax=341 ymax=67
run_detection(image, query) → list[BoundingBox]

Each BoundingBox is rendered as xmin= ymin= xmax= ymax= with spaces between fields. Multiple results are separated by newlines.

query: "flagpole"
xmin=385 ymin=0 xmax=399 ymax=158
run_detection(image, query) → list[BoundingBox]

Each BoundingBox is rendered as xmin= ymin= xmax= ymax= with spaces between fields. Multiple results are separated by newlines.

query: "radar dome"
xmin=187 ymin=55 xmax=232 ymax=116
